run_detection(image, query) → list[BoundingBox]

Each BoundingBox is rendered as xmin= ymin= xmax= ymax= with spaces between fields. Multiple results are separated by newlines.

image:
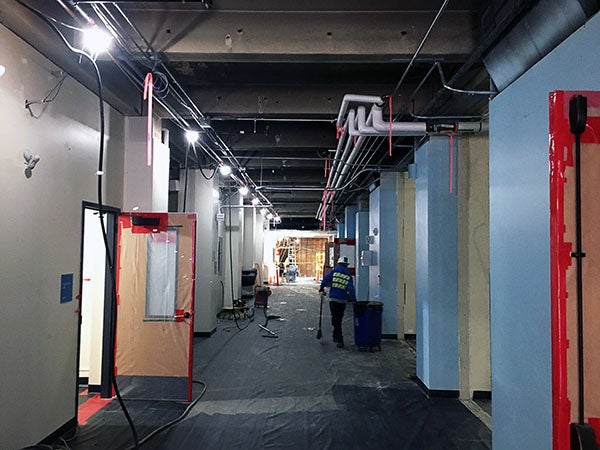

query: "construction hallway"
xmin=71 ymin=283 xmax=491 ymax=450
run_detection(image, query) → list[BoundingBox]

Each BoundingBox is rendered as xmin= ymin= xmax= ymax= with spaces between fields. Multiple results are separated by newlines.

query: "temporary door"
xmin=115 ymin=212 xmax=196 ymax=401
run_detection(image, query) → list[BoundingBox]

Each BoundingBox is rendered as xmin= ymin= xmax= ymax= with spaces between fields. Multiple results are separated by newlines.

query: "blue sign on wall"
xmin=60 ymin=273 xmax=73 ymax=303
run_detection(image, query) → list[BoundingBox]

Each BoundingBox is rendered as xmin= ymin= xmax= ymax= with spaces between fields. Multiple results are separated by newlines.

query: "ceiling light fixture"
xmin=185 ymin=130 xmax=199 ymax=143
xmin=266 ymin=213 xmax=274 ymax=220
xmin=251 ymin=197 xmax=260 ymax=205
xmin=239 ymin=186 xmax=249 ymax=196
xmin=219 ymin=165 xmax=232 ymax=176
xmin=260 ymin=208 xmax=267 ymax=216
xmin=82 ymin=26 xmax=112 ymax=59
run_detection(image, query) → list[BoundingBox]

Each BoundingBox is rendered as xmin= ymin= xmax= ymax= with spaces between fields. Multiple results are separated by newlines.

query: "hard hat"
xmin=337 ymin=256 xmax=349 ymax=265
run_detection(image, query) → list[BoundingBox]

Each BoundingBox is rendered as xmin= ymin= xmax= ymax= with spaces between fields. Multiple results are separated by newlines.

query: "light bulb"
xmin=266 ymin=213 xmax=274 ymax=220
xmin=82 ymin=27 xmax=112 ymax=57
xmin=239 ymin=186 xmax=249 ymax=196
xmin=219 ymin=165 xmax=232 ymax=176
xmin=185 ymin=130 xmax=199 ymax=143
xmin=251 ymin=198 xmax=259 ymax=205
xmin=260 ymin=208 xmax=267 ymax=216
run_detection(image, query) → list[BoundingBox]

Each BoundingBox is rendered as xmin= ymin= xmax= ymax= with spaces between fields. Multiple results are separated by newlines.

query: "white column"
xmin=122 ymin=117 xmax=169 ymax=212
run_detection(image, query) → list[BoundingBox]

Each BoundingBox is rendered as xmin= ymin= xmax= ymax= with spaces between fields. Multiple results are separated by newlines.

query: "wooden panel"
xmin=296 ymin=238 xmax=328 ymax=278
xmin=564 ymin=139 xmax=600 ymax=420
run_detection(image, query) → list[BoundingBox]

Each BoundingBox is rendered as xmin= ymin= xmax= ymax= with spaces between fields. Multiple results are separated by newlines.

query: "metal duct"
xmin=483 ymin=0 xmax=597 ymax=91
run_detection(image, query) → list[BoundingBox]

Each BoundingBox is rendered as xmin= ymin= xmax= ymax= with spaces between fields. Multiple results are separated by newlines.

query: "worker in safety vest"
xmin=319 ymin=256 xmax=356 ymax=348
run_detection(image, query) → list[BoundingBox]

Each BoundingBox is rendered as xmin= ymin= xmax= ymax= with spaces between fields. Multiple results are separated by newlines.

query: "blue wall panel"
xmin=415 ymin=146 xmax=429 ymax=385
xmin=489 ymin=12 xmax=600 ymax=450
xmin=415 ymin=136 xmax=458 ymax=390
xmin=379 ymin=173 xmax=399 ymax=335
xmin=344 ymin=205 xmax=358 ymax=239
xmin=368 ymin=176 xmax=399 ymax=335
xmin=337 ymin=224 xmax=345 ymax=239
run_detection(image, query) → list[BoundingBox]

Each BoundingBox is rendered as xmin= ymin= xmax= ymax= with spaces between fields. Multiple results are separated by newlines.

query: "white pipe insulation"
xmin=330 ymin=110 xmax=356 ymax=188
xmin=336 ymin=94 xmax=383 ymax=127
xmin=326 ymin=116 xmax=349 ymax=190
xmin=334 ymin=134 xmax=367 ymax=189
xmin=371 ymin=105 xmax=428 ymax=135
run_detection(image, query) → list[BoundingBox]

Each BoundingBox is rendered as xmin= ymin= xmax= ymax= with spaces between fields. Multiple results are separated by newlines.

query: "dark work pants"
xmin=329 ymin=300 xmax=346 ymax=341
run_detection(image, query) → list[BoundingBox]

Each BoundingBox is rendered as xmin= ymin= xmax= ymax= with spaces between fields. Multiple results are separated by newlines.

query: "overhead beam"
xmin=184 ymin=84 xmax=432 ymax=116
xmin=126 ymin=10 xmax=479 ymax=63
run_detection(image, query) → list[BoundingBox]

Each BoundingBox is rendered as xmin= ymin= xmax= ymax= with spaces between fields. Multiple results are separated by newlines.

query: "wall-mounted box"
xmin=361 ymin=250 xmax=376 ymax=266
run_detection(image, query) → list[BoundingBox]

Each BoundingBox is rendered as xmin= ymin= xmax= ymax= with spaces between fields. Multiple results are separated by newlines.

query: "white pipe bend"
xmin=371 ymin=105 xmax=427 ymax=135
xmin=336 ymin=94 xmax=383 ymax=127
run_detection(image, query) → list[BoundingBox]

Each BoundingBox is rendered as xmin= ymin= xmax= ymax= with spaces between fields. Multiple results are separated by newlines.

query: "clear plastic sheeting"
xmin=69 ymin=284 xmax=490 ymax=449
xmin=115 ymin=213 xmax=196 ymax=402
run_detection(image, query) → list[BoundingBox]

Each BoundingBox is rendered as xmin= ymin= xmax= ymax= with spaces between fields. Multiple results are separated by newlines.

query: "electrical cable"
xmin=25 ymin=72 xmax=68 ymax=118
xmin=199 ymin=166 xmax=216 ymax=180
xmin=15 ymin=2 xmax=141 ymax=448
xmin=126 ymin=380 xmax=208 ymax=450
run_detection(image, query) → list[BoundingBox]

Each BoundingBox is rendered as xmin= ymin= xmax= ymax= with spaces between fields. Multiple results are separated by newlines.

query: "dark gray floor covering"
xmin=68 ymin=283 xmax=491 ymax=449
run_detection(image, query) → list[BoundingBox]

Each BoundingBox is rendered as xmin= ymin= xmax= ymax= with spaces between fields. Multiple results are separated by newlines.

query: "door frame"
xmin=76 ymin=201 xmax=120 ymax=408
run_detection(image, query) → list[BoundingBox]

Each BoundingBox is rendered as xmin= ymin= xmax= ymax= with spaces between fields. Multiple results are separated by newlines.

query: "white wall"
xmin=190 ymin=171 xmax=222 ymax=334
xmin=0 ymin=25 xmax=124 ymax=449
xmin=243 ymin=207 xmax=256 ymax=269
xmin=222 ymin=194 xmax=243 ymax=306
xmin=123 ymin=117 xmax=169 ymax=212
xmin=254 ymin=213 xmax=266 ymax=282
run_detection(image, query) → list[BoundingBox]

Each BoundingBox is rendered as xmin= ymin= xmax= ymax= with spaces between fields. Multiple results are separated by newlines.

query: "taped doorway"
xmin=116 ymin=213 xmax=196 ymax=401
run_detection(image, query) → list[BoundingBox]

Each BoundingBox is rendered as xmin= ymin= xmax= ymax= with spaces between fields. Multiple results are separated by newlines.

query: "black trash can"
xmin=353 ymin=301 xmax=383 ymax=351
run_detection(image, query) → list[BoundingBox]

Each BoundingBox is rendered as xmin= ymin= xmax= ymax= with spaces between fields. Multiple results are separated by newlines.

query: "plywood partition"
xmin=550 ymin=90 xmax=600 ymax=450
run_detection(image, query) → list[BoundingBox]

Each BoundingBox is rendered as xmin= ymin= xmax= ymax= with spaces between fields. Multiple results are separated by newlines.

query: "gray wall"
xmin=355 ymin=210 xmax=370 ymax=300
xmin=489 ymin=11 xmax=600 ymax=450
xmin=0 ymin=25 xmax=124 ymax=449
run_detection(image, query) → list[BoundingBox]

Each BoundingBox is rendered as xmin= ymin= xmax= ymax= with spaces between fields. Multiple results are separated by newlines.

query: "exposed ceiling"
xmin=1 ymin=0 xmax=597 ymax=229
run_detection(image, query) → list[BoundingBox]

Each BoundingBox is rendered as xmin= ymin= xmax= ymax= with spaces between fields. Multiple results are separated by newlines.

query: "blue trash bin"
xmin=353 ymin=301 xmax=383 ymax=351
